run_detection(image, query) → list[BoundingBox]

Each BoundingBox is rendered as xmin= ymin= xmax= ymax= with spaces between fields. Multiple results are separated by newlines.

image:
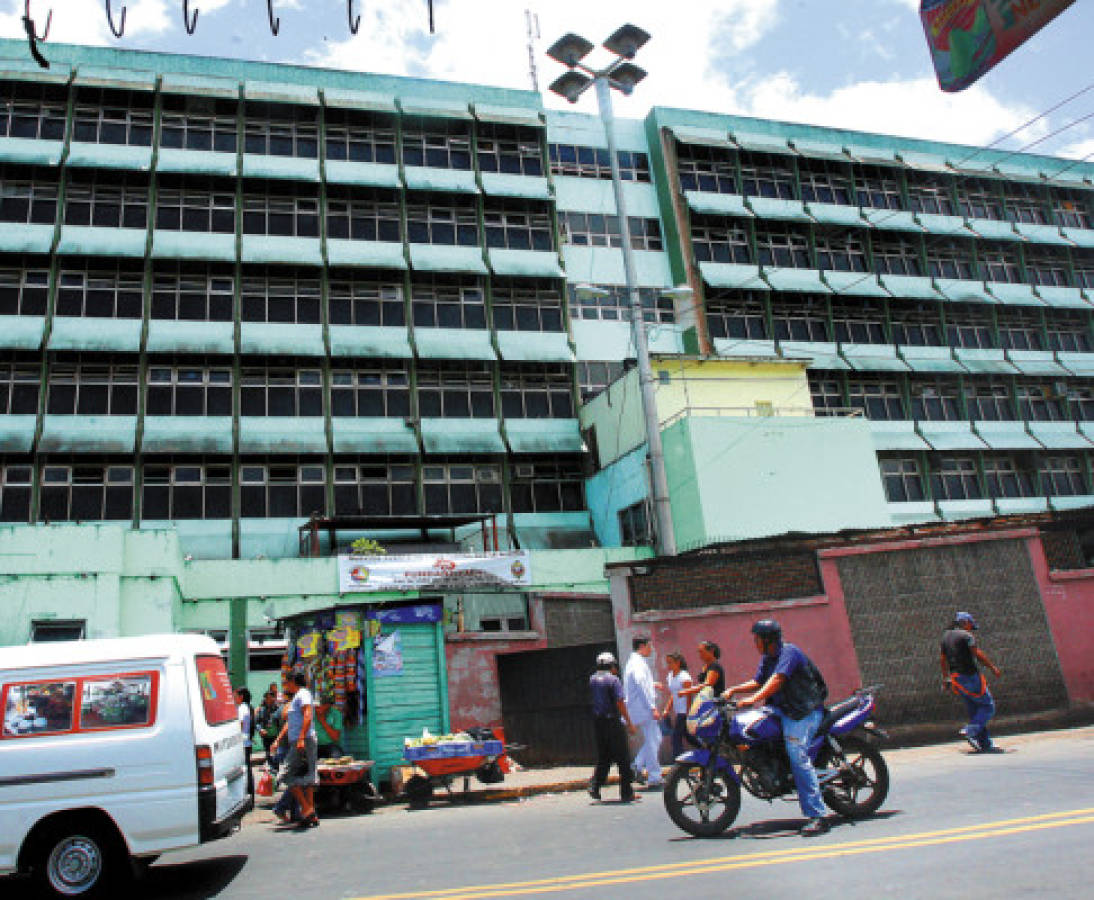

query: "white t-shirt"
xmin=237 ymin=702 xmax=252 ymax=749
xmin=666 ymin=669 xmax=693 ymax=715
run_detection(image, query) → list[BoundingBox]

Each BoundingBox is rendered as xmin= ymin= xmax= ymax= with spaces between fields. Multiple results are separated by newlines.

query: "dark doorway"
xmin=497 ymin=643 xmax=613 ymax=766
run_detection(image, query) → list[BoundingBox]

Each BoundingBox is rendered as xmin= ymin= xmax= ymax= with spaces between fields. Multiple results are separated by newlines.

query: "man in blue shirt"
xmin=588 ymin=651 xmax=638 ymax=802
xmin=723 ymin=619 xmax=830 ymax=836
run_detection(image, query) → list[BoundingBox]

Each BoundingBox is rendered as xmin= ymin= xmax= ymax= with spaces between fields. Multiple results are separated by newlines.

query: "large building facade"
xmin=0 ymin=39 xmax=1093 ymax=562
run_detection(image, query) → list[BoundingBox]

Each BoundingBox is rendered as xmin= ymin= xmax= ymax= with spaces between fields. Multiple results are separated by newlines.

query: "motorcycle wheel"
xmin=821 ymin=735 xmax=889 ymax=819
xmin=663 ymin=763 xmax=741 ymax=837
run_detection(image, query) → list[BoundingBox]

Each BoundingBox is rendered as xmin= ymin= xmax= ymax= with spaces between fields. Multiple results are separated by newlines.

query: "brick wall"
xmin=835 ymin=538 xmax=1069 ymax=727
xmin=630 ymin=552 xmax=822 ymax=613
xmin=1041 ymin=528 xmax=1085 ymax=570
xmin=543 ymin=597 xmax=614 ymax=648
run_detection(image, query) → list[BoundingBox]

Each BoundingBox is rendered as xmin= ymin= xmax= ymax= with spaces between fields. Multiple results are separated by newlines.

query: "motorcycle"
xmin=663 ymin=685 xmax=889 ymax=837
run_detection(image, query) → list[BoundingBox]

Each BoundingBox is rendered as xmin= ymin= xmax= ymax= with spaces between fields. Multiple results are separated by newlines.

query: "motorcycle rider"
xmin=723 ymin=619 xmax=830 ymax=837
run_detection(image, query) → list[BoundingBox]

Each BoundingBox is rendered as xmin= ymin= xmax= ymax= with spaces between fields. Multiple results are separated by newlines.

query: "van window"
xmin=3 ymin=681 xmax=76 ymax=737
xmin=195 ymin=654 xmax=237 ymax=726
xmin=80 ymin=673 xmax=156 ymax=730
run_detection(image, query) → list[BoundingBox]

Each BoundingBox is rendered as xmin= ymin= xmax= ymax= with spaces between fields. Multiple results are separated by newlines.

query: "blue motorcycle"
xmin=663 ymin=686 xmax=889 ymax=837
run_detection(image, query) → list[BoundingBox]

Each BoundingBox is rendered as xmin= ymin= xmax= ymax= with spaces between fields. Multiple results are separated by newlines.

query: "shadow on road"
xmin=668 ymin=809 xmax=903 ymax=842
xmin=141 ymin=854 xmax=249 ymax=898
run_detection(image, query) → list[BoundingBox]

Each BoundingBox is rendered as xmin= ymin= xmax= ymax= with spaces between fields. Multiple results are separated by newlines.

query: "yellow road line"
xmin=352 ymin=807 xmax=1094 ymax=900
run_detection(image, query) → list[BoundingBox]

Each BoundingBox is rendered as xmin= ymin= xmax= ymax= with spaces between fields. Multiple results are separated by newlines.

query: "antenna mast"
xmin=525 ymin=9 xmax=541 ymax=92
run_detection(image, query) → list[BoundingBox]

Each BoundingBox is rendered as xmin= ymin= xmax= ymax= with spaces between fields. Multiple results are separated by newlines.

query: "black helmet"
xmin=751 ymin=619 xmax=782 ymax=642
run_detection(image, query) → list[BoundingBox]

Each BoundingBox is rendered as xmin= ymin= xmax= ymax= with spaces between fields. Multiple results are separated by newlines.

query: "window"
xmin=739 ymin=152 xmax=795 ymax=199
xmin=324 ymin=108 xmax=396 ymax=164
xmin=560 ymin=212 xmax=662 ymax=251
xmin=484 ymin=201 xmax=553 ymax=251
xmin=872 ymin=235 xmax=923 ymax=277
xmin=1052 ymin=190 xmax=1091 ymax=229
xmin=907 ymin=177 xmax=956 ymax=216
xmin=326 ymin=186 xmax=401 ymax=242
xmin=411 ymin=275 xmax=486 ymax=329
xmin=1024 ymin=250 xmax=1071 ymax=288
xmin=772 ymin=295 xmax=830 ymax=342
xmin=0 ymin=461 xmax=32 ymax=522
xmin=691 ymin=217 xmax=751 ymax=264
xmin=577 ymin=361 xmax=625 ymax=404
xmin=1078 ymin=258 xmax=1094 ymax=291
xmin=946 ymin=304 xmax=996 ymax=349
xmin=72 ymin=87 xmax=153 ymax=147
xmin=417 ymin=362 xmax=495 ymax=418
xmin=160 ymin=94 xmax=238 ymax=153
xmin=1068 ymin=383 xmax=1094 ymax=420
xmin=243 ymin=102 xmax=318 ymax=158
xmin=832 ymin=299 xmax=886 ymax=344
xmin=146 ymin=365 xmax=232 ymax=416
xmin=142 ymin=462 xmax=231 ymax=519
xmin=3 ymin=681 xmax=76 ymax=737
xmin=618 ymin=499 xmax=653 ymax=546
xmin=847 ymin=376 xmax=905 ymax=419
xmin=240 ymin=365 xmax=322 ymax=417
xmin=242 ymin=183 xmax=319 ymax=237
xmin=509 ymin=458 xmax=584 ymax=512
xmin=1040 ymin=455 xmax=1087 ymax=497
xmin=1002 ymin=182 xmax=1047 ymax=225
xmin=455 ymin=593 xmax=531 ymax=633
xmin=1016 ymin=381 xmax=1065 ymax=421
xmin=500 ymin=363 xmax=574 ymax=419
xmin=909 ymin=377 xmax=962 ymax=420
xmin=39 ymin=463 xmax=134 ymax=521
xmin=240 ymin=461 xmax=326 ymax=518
xmin=567 ymin=284 xmax=673 ymax=324
xmin=423 ymin=461 xmax=502 ymax=514
xmin=334 ymin=460 xmax=417 ymax=516
xmin=328 ymin=274 xmax=405 ymax=327
xmin=492 ymin=279 xmax=564 ymax=332
xmin=241 ymin=269 xmax=321 ymax=324
xmin=80 ymin=674 xmax=155 ymax=730
xmin=798 ymin=161 xmax=852 ymax=205
xmin=46 ymin=361 xmax=138 ymax=415
xmin=30 ymin=621 xmax=86 ymax=642
xmin=808 ymin=374 xmax=844 ymax=416
xmin=151 ymin=264 xmax=234 ymax=322
xmin=477 ymin=123 xmax=544 ymax=176
xmin=706 ymin=292 xmax=769 ymax=340
xmin=0 ymin=80 xmax=67 ymax=141
xmin=754 ymin=224 xmax=811 ymax=268
xmin=64 ymin=172 xmax=148 ymax=229
xmin=925 ymin=240 xmax=976 ymax=280
xmin=678 ymin=146 xmax=737 ymax=194
xmin=890 ymin=301 xmax=943 ymax=346
xmin=0 ymin=169 xmax=58 ymax=224
xmin=854 ymin=166 xmax=903 ymax=210
xmin=548 ymin=144 xmax=649 ymax=181
xmin=964 ymin=378 xmax=1013 ymax=421
xmin=0 ymin=266 xmax=49 ymax=316
xmin=247 ymin=628 xmax=288 ymax=673
xmin=982 ymin=454 xmax=1034 ymax=498
xmin=155 ymin=177 xmax=235 ymax=233
xmin=880 ymin=456 xmax=925 ymax=502
xmin=930 ymin=456 xmax=982 ymax=500
xmin=406 ymin=197 xmax=478 ymax=246
xmin=402 ymin=118 xmax=472 ymax=169
xmin=195 ymin=655 xmax=236 ymax=725
xmin=957 ymin=180 xmax=1003 ymax=220
xmin=330 ymin=364 xmax=410 ymax=417
xmin=56 ymin=262 xmax=143 ymax=319
xmin=0 ymin=359 xmax=40 ymax=414
xmin=997 ymin=307 xmax=1044 ymax=351
xmin=1046 ymin=311 xmax=1091 ymax=353
xmin=814 ymin=231 xmax=868 ymax=273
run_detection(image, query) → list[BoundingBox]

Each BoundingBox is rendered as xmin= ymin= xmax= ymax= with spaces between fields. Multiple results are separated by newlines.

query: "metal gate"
xmin=497 ymin=642 xmax=614 ymax=766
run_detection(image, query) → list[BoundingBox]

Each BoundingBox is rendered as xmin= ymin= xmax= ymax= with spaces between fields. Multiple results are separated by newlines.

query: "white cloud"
xmin=1057 ymin=138 xmax=1094 ymax=161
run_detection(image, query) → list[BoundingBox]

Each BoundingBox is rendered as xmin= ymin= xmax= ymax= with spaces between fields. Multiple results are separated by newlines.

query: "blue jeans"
xmin=777 ymin=708 xmax=826 ymax=819
xmin=955 ymin=673 xmax=995 ymax=750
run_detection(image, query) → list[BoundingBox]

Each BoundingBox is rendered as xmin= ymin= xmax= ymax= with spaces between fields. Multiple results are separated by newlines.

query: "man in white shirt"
xmin=623 ymin=635 xmax=663 ymax=788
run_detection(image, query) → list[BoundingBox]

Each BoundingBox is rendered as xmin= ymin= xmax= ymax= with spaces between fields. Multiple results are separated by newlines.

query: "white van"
xmin=0 ymin=634 xmax=250 ymax=897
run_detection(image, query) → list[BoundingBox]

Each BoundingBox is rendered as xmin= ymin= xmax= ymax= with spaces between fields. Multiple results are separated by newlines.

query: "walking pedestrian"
xmin=941 ymin=611 xmax=1003 ymax=753
xmin=255 ymin=690 xmax=279 ymax=760
xmin=623 ymin=635 xmax=663 ymax=789
xmin=588 ymin=651 xmax=637 ymax=802
xmin=234 ymin=687 xmax=255 ymax=800
xmin=270 ymin=671 xmax=319 ymax=829
xmin=662 ymin=651 xmax=694 ymax=761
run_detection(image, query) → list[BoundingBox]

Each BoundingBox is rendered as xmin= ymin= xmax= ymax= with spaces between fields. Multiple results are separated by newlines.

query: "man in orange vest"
xmin=940 ymin=611 xmax=1003 ymax=753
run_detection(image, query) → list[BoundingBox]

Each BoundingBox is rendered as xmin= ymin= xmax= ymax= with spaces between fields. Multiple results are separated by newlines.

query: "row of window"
xmin=0 ymin=456 xmax=586 ymax=521
xmin=559 ymin=212 xmax=663 ymax=252
xmin=808 ymin=372 xmax=1094 ymax=422
xmin=880 ymin=451 xmax=1093 ymax=503
xmin=567 ymin=285 xmax=676 ymax=325
xmin=707 ymin=293 xmax=1092 ymax=352
xmin=548 ymin=144 xmax=651 ymax=182
xmin=3 ymin=672 xmax=156 ymax=739
xmin=676 ymin=145 xmax=1091 ymax=229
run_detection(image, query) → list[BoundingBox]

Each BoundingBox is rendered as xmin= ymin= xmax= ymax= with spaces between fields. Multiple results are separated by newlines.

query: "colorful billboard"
xmin=920 ymin=0 xmax=1075 ymax=92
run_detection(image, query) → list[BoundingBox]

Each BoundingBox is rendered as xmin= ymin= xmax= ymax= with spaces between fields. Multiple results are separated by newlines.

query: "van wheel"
xmin=34 ymin=824 xmax=127 ymax=898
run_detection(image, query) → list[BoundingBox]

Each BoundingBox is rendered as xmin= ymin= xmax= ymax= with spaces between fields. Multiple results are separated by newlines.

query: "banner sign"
xmin=920 ymin=0 xmax=1075 ymax=92
xmin=338 ymin=552 xmax=532 ymax=593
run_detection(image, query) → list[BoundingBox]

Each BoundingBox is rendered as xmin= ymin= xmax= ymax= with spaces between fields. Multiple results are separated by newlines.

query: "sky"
xmin=1 ymin=0 xmax=1091 ymax=160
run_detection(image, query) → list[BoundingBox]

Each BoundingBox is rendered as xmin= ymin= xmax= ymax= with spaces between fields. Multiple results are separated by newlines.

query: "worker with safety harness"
xmin=940 ymin=611 xmax=1003 ymax=753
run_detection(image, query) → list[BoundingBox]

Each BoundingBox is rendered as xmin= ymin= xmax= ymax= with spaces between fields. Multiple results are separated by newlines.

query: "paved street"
xmin=7 ymin=727 xmax=1094 ymax=899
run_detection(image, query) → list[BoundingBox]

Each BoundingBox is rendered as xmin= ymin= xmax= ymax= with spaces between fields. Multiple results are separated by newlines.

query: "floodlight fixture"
xmin=603 ymin=23 xmax=650 ymax=60
xmin=546 ymin=32 xmax=594 ymax=68
xmin=660 ymin=284 xmax=695 ymax=301
xmin=609 ymin=62 xmax=647 ymax=96
xmin=549 ymin=70 xmax=593 ymax=104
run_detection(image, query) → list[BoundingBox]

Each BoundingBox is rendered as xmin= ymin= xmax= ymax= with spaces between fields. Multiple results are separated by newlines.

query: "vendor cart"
xmin=315 ymin=759 xmax=379 ymax=814
xmin=402 ymin=738 xmax=519 ymax=807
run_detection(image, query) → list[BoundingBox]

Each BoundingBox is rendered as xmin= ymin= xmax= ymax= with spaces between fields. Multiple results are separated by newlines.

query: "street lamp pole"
xmin=547 ymin=25 xmax=677 ymax=557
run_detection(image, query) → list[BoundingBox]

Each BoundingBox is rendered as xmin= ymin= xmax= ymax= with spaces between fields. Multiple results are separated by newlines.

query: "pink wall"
xmin=1026 ymin=537 xmax=1094 ymax=704
xmin=445 ymin=634 xmax=547 ymax=730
